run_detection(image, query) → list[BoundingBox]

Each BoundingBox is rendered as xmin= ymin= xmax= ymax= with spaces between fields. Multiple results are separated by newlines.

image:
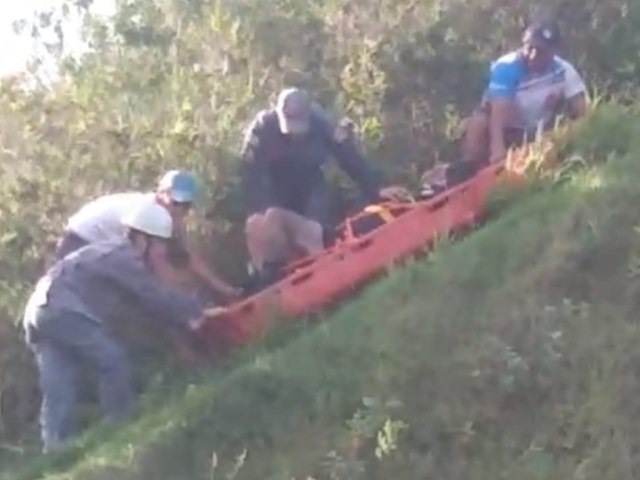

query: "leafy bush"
xmin=2 ymin=0 xmax=640 ymax=457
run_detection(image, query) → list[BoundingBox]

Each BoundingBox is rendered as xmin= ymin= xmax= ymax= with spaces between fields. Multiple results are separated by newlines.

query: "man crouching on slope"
xmin=56 ymin=169 xmax=239 ymax=301
xmin=24 ymin=202 xmax=218 ymax=452
xmin=421 ymin=21 xmax=589 ymax=197
xmin=462 ymin=21 xmax=588 ymax=165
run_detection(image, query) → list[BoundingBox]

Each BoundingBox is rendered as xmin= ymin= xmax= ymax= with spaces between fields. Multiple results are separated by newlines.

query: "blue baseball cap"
xmin=523 ymin=22 xmax=560 ymax=49
xmin=157 ymin=170 xmax=197 ymax=203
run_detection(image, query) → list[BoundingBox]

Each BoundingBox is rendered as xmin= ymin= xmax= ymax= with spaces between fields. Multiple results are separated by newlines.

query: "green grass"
xmin=5 ymin=107 xmax=640 ymax=479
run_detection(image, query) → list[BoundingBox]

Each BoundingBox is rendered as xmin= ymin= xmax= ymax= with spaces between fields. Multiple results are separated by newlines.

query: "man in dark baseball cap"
xmin=240 ymin=87 xmax=408 ymax=289
xmin=523 ymin=22 xmax=560 ymax=49
xmin=521 ymin=22 xmax=561 ymax=73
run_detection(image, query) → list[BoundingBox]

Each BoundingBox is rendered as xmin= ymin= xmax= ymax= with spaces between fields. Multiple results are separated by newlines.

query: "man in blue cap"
xmin=241 ymin=88 xmax=407 ymax=285
xmin=461 ymin=21 xmax=588 ymax=165
xmin=56 ymin=169 xmax=239 ymax=300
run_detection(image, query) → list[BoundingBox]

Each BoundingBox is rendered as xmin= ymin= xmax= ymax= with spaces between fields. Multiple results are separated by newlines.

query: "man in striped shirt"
xmin=462 ymin=21 xmax=588 ymax=165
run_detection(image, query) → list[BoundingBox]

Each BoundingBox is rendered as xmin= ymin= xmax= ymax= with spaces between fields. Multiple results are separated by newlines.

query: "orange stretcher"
xmin=197 ymin=160 xmax=522 ymax=353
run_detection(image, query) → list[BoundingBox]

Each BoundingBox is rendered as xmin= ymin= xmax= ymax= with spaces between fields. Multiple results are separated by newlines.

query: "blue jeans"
xmin=26 ymin=307 xmax=133 ymax=451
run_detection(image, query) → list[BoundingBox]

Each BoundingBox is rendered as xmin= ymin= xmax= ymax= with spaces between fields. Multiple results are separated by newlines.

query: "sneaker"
xmin=419 ymin=161 xmax=480 ymax=200
xmin=419 ymin=164 xmax=448 ymax=199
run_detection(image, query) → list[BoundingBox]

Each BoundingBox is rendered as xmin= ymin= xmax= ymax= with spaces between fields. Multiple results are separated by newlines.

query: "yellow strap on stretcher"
xmin=363 ymin=205 xmax=395 ymax=223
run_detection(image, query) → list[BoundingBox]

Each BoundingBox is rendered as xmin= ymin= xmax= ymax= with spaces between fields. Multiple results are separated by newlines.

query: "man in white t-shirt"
xmin=56 ymin=170 xmax=239 ymax=301
xmin=462 ymin=21 xmax=588 ymax=165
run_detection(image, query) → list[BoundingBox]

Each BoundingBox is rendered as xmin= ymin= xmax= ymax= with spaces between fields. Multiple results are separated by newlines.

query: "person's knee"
xmin=300 ymin=221 xmax=324 ymax=253
xmin=248 ymin=207 xmax=300 ymax=228
xmin=245 ymin=212 xmax=264 ymax=233
xmin=284 ymin=214 xmax=323 ymax=254
xmin=464 ymin=110 xmax=489 ymax=138
xmin=245 ymin=212 xmax=270 ymax=240
xmin=246 ymin=211 xmax=279 ymax=244
xmin=248 ymin=208 xmax=291 ymax=241
xmin=263 ymin=207 xmax=290 ymax=228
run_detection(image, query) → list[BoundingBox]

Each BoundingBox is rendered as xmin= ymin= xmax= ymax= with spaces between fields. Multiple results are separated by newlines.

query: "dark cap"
xmin=275 ymin=88 xmax=311 ymax=135
xmin=523 ymin=22 xmax=560 ymax=49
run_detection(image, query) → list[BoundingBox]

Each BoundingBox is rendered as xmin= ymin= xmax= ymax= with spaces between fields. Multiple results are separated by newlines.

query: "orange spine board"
xmin=200 ymin=163 xmax=514 ymax=350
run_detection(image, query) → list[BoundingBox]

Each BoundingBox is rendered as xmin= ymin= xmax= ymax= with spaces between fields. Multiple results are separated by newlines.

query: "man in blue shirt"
xmin=23 ymin=202 xmax=215 ymax=451
xmin=241 ymin=88 xmax=406 ymax=285
xmin=462 ymin=21 xmax=588 ymax=165
xmin=420 ymin=21 xmax=588 ymax=198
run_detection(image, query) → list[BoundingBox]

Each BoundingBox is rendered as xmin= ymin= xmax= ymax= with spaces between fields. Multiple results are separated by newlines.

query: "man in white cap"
xmin=23 ymin=202 xmax=215 ymax=451
xmin=241 ymin=87 xmax=407 ymax=286
xmin=55 ymin=169 xmax=239 ymax=300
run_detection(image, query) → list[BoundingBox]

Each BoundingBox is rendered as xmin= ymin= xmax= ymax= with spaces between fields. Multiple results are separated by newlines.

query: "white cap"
xmin=122 ymin=202 xmax=173 ymax=239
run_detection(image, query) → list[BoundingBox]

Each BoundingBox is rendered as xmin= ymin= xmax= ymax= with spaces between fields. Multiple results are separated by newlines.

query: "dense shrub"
xmin=2 ymin=0 xmax=640 ymax=454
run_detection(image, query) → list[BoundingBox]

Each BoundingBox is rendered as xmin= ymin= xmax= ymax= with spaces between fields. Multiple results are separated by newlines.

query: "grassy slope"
xmin=5 ymin=107 xmax=640 ymax=480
